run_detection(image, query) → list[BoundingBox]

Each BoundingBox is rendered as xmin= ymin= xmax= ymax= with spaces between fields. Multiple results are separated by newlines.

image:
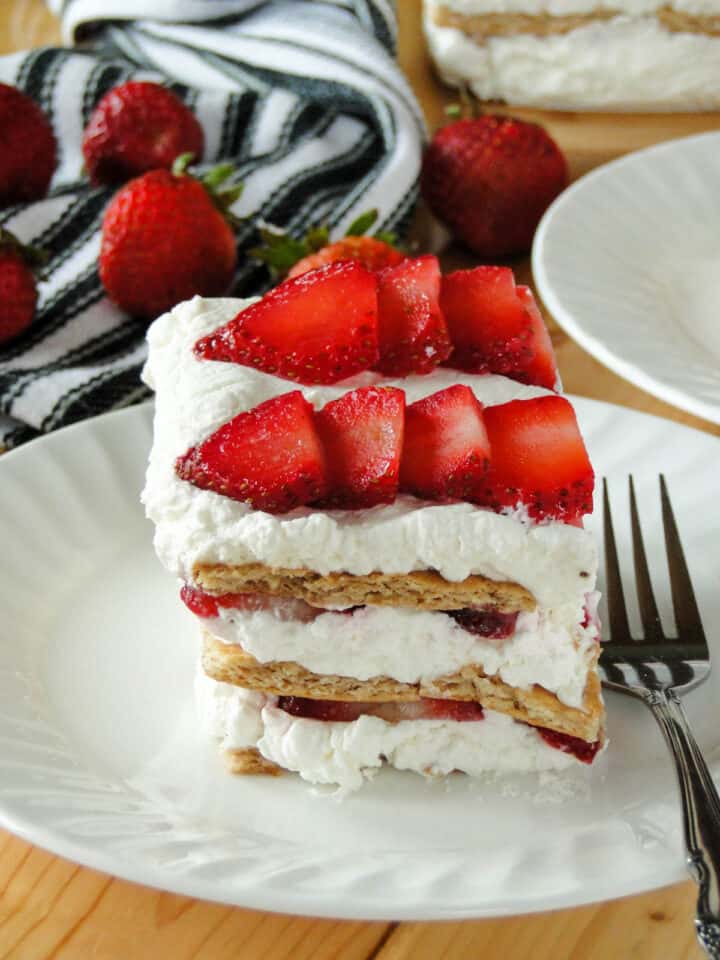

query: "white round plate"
xmin=0 ymin=400 xmax=718 ymax=920
xmin=533 ymin=131 xmax=720 ymax=425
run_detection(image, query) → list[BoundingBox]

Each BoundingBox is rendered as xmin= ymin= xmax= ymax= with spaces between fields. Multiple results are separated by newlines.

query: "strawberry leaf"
xmin=0 ymin=227 xmax=48 ymax=274
xmin=374 ymin=230 xmax=398 ymax=246
xmin=345 ymin=209 xmax=379 ymax=236
xmin=249 ymin=226 xmax=309 ymax=274
xmin=305 ymin=224 xmax=330 ymax=252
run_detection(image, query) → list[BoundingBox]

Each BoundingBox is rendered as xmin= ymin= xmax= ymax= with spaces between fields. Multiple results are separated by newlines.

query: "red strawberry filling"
xmin=276 ymin=696 xmax=601 ymax=763
xmin=180 ymin=585 xmax=320 ymax=623
xmin=446 ymin=608 xmax=518 ymax=639
xmin=181 ymin=586 xmax=521 ymax=640
xmin=277 ymin=696 xmax=484 ymax=723
xmin=536 ymin=727 xmax=602 ymax=765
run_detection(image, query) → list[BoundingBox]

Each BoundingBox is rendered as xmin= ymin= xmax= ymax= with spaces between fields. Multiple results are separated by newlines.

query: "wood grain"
xmin=1 ymin=1 xmax=718 ymax=958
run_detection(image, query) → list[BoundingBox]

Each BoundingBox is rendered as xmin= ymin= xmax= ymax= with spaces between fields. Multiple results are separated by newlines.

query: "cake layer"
xmin=201 ymin=632 xmax=603 ymax=741
xmin=194 ymin=562 xmax=535 ymax=613
xmin=196 ymin=670 xmax=601 ymax=795
xmin=433 ymin=4 xmax=720 ymax=37
xmin=225 ymin=748 xmax=282 ymax=776
xmin=201 ymin=596 xmax=599 ymax=707
xmin=424 ymin=0 xmax=720 ymax=109
xmin=142 ymin=296 xmax=597 ymax=609
xmin=430 ymin=1 xmax=720 ymax=11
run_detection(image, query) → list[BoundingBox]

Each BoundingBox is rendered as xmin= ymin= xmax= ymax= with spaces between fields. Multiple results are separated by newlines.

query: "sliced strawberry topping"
xmin=374 ymin=254 xmax=452 ymax=376
xmin=537 ymin=727 xmax=602 ymax=764
xmin=448 ymin=608 xmax=519 ymax=639
xmin=315 ymin=386 xmax=405 ymax=509
xmin=479 ymin=396 xmax=593 ymax=524
xmin=277 ymin=696 xmax=483 ymax=723
xmin=194 ymin=260 xmax=379 ymax=384
xmin=516 ymin=285 xmax=559 ymax=391
xmin=400 ymin=384 xmax=490 ymax=501
xmin=440 ymin=267 xmax=558 ymax=390
xmin=175 ymin=390 xmax=327 ymax=513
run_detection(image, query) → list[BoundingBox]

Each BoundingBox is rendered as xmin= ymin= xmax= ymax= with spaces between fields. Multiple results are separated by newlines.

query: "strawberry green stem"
xmin=0 ymin=227 xmax=47 ymax=272
xmin=171 ymin=154 xmax=245 ymax=231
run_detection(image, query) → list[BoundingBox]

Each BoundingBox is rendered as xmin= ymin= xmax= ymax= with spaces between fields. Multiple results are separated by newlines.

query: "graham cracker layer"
xmin=224 ymin=747 xmax=282 ymax=776
xmin=201 ymin=631 xmax=603 ymax=742
xmin=432 ymin=5 xmax=720 ymax=40
xmin=193 ymin=562 xmax=535 ymax=613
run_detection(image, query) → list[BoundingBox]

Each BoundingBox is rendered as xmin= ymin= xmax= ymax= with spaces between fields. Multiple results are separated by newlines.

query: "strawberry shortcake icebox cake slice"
xmin=141 ymin=256 xmax=604 ymax=796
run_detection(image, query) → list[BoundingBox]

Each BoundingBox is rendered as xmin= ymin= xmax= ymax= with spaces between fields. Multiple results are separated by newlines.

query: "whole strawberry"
xmin=99 ymin=155 xmax=240 ymax=318
xmin=252 ymin=209 xmax=403 ymax=279
xmin=83 ymin=81 xmax=204 ymax=186
xmin=421 ymin=114 xmax=567 ymax=258
xmin=287 ymin=236 xmax=403 ymax=278
xmin=0 ymin=84 xmax=56 ymax=207
xmin=0 ymin=229 xmax=43 ymax=345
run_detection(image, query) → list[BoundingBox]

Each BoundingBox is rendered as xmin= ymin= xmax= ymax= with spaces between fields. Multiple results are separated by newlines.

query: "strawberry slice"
xmin=479 ymin=396 xmax=594 ymax=524
xmin=180 ymin=584 xmax=223 ymax=618
xmin=180 ymin=585 xmax=319 ymax=622
xmin=537 ymin=727 xmax=601 ymax=764
xmin=277 ymin=696 xmax=483 ymax=723
xmin=516 ymin=284 xmax=559 ymax=391
xmin=315 ymin=386 xmax=405 ymax=509
xmin=194 ymin=260 xmax=379 ymax=384
xmin=175 ymin=390 xmax=327 ymax=513
xmin=440 ymin=266 xmax=558 ymax=390
xmin=374 ymin=254 xmax=452 ymax=376
xmin=400 ymin=384 xmax=490 ymax=501
xmin=421 ymin=698 xmax=485 ymax=721
xmin=447 ymin=608 xmax=519 ymax=639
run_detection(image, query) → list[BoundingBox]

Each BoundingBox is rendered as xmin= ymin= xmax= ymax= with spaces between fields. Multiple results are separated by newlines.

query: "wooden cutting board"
xmin=0 ymin=2 xmax=718 ymax=958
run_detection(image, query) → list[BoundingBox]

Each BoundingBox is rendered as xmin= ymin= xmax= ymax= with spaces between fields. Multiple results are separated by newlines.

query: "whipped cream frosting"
xmin=206 ymin=594 xmax=600 ymax=707
xmin=425 ymin=1 xmax=720 ymax=110
xmin=142 ymin=296 xmax=597 ymax=608
xmin=196 ymin=669 xmax=579 ymax=796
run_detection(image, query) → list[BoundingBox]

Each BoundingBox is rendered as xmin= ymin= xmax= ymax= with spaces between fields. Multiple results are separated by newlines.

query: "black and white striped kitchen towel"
xmin=0 ymin=0 xmax=424 ymax=449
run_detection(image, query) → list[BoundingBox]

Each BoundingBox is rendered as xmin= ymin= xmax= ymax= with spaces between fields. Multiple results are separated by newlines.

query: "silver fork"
xmin=600 ymin=475 xmax=720 ymax=958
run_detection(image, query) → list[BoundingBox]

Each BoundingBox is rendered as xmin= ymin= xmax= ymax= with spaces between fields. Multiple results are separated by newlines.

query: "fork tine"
xmin=603 ymin=478 xmax=632 ymax=642
xmin=660 ymin=475 xmax=707 ymax=644
xmin=628 ymin=476 xmax=664 ymax=643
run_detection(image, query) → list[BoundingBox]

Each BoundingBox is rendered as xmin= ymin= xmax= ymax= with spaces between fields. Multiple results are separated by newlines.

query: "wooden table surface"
xmin=2 ymin=3 xmax=720 ymax=958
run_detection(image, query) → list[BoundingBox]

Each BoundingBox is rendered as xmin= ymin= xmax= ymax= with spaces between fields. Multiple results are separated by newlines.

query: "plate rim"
xmin=532 ymin=129 xmax=720 ymax=426
xmin=0 ymin=398 xmax=717 ymax=920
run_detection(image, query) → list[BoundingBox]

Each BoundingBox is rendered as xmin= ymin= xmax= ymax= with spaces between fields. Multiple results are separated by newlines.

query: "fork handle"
xmin=646 ymin=688 xmax=720 ymax=958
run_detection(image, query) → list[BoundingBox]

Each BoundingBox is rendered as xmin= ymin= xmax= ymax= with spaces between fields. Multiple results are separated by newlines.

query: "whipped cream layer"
xmin=196 ymin=670 xmax=579 ymax=796
xmin=142 ymin=296 xmax=597 ymax=609
xmin=425 ymin=1 xmax=720 ymax=110
xmin=205 ymin=594 xmax=600 ymax=707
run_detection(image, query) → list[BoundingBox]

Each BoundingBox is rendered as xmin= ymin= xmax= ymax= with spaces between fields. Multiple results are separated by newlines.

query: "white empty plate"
xmin=0 ymin=401 xmax=718 ymax=919
xmin=533 ymin=131 xmax=720 ymax=425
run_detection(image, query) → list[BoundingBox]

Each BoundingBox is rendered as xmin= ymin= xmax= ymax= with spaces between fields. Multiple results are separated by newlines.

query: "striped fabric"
xmin=0 ymin=0 xmax=423 ymax=449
